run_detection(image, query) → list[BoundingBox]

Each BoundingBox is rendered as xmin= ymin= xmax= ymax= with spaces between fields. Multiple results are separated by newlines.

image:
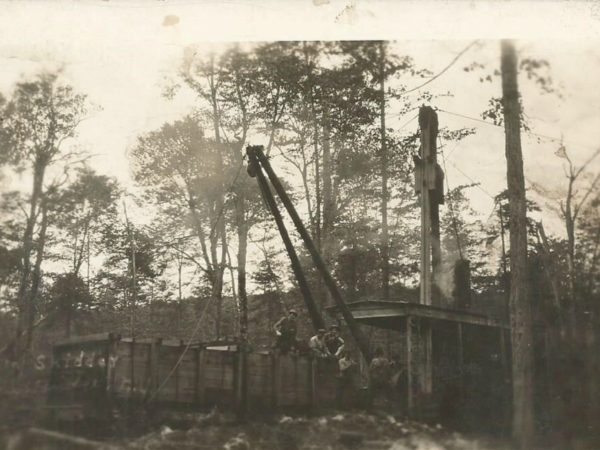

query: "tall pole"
xmin=252 ymin=146 xmax=372 ymax=362
xmin=501 ymin=39 xmax=534 ymax=449
xmin=247 ymin=147 xmax=326 ymax=331
xmin=414 ymin=106 xmax=440 ymax=403
xmin=418 ymin=106 xmax=440 ymax=306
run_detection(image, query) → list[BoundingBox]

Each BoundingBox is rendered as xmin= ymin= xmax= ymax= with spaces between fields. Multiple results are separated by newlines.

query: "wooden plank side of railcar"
xmin=109 ymin=339 xmax=153 ymax=402
xmin=196 ymin=348 xmax=205 ymax=405
xmin=177 ymin=347 xmax=197 ymax=404
xmin=132 ymin=341 xmax=153 ymax=401
xmin=313 ymin=358 xmax=338 ymax=408
xmin=202 ymin=349 xmax=236 ymax=408
xmin=296 ymin=357 xmax=311 ymax=407
xmin=156 ymin=344 xmax=180 ymax=403
xmin=48 ymin=338 xmax=112 ymax=419
xmin=112 ymin=341 xmax=134 ymax=399
xmin=276 ymin=355 xmax=313 ymax=408
xmin=246 ymin=352 xmax=272 ymax=410
xmin=276 ymin=355 xmax=297 ymax=407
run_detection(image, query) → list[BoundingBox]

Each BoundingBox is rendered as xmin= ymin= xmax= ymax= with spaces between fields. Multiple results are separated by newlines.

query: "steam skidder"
xmin=47 ymin=128 xmax=510 ymax=431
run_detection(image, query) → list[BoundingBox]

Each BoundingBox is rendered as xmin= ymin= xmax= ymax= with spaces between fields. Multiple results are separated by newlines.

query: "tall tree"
xmin=501 ymin=40 xmax=534 ymax=449
xmin=0 ymin=72 xmax=87 ymax=360
xmin=131 ymin=117 xmax=236 ymax=337
xmin=48 ymin=273 xmax=93 ymax=338
xmin=545 ymin=146 xmax=600 ymax=331
xmin=378 ymin=41 xmax=390 ymax=299
xmin=179 ymin=46 xmax=269 ymax=336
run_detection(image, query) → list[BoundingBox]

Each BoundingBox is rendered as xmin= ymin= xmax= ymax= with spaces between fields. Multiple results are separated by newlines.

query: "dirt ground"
xmin=3 ymin=409 xmax=513 ymax=450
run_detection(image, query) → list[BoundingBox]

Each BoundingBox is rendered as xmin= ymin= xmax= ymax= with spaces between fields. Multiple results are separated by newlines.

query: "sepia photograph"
xmin=0 ymin=2 xmax=599 ymax=449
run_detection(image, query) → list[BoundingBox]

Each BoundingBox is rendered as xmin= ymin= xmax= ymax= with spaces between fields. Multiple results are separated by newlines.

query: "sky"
xmin=1 ymin=1 xmax=599 ymax=247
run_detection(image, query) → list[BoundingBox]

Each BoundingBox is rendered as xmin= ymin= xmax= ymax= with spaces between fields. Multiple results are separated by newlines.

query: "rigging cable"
xmin=437 ymin=108 xmax=599 ymax=153
xmin=403 ymin=41 xmax=480 ymax=95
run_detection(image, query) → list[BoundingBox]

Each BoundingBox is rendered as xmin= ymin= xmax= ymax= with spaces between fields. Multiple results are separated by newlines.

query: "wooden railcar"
xmin=46 ymin=333 xmax=347 ymax=421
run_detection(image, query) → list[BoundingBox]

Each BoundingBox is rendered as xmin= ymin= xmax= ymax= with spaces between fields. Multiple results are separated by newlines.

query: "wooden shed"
xmin=327 ymin=300 xmax=511 ymax=431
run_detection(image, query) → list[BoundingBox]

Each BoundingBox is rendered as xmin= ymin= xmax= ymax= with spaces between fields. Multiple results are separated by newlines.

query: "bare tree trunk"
xmin=207 ymin=55 xmax=227 ymax=339
xmin=15 ymin=160 xmax=46 ymax=358
xmin=320 ymin=115 xmax=334 ymax=311
xmin=535 ymin=225 xmax=568 ymax=429
xmin=25 ymin=197 xmax=49 ymax=357
xmin=225 ymin=247 xmax=239 ymax=334
xmin=563 ymin=174 xmax=578 ymax=340
xmin=236 ymin=189 xmax=248 ymax=334
xmin=499 ymin=207 xmax=510 ymax=320
xmin=314 ymin=129 xmax=322 ymax=249
xmin=379 ymin=41 xmax=390 ymax=300
xmin=232 ymin=64 xmax=251 ymax=339
xmin=73 ymin=218 xmax=90 ymax=275
xmin=501 ymin=39 xmax=535 ymax=449
xmin=536 ymin=223 xmax=563 ymax=323
xmin=322 ymin=116 xmax=334 ymax=249
xmin=302 ymin=42 xmax=323 ymax=248
xmin=177 ymin=253 xmax=183 ymax=332
xmin=123 ymin=203 xmax=137 ymax=338
xmin=213 ymin=229 xmax=226 ymax=339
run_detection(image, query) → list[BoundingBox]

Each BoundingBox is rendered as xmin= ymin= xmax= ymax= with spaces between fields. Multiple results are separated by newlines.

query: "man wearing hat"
xmin=325 ymin=324 xmax=345 ymax=358
xmin=273 ymin=309 xmax=299 ymax=355
xmin=309 ymin=328 xmax=331 ymax=359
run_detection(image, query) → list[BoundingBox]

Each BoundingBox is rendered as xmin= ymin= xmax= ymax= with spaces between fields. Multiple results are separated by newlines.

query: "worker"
xmin=389 ymin=353 xmax=406 ymax=408
xmin=369 ymin=347 xmax=392 ymax=408
xmin=325 ymin=325 xmax=345 ymax=358
xmin=337 ymin=349 xmax=357 ymax=408
xmin=273 ymin=309 xmax=299 ymax=355
xmin=308 ymin=329 xmax=331 ymax=358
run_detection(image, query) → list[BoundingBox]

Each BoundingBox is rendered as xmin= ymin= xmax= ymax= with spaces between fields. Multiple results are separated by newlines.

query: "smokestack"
xmin=453 ymin=259 xmax=471 ymax=309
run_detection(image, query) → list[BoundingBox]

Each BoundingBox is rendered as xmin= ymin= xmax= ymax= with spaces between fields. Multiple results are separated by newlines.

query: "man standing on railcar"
xmin=309 ymin=328 xmax=331 ymax=358
xmin=273 ymin=309 xmax=299 ymax=355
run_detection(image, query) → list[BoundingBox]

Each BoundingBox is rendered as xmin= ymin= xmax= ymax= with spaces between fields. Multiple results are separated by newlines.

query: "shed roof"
xmin=326 ymin=300 xmax=508 ymax=330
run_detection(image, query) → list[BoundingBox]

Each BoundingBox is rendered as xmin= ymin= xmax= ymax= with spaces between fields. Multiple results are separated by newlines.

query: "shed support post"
xmin=197 ymin=348 xmax=206 ymax=406
xmin=424 ymin=320 xmax=433 ymax=395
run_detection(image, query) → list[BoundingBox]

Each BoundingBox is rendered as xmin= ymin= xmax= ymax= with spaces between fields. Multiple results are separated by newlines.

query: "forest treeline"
xmin=0 ymin=41 xmax=599 ymax=443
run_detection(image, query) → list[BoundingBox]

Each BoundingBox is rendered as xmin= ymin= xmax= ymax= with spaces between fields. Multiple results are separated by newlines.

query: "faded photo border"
xmin=1 ymin=1 xmax=599 ymax=43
